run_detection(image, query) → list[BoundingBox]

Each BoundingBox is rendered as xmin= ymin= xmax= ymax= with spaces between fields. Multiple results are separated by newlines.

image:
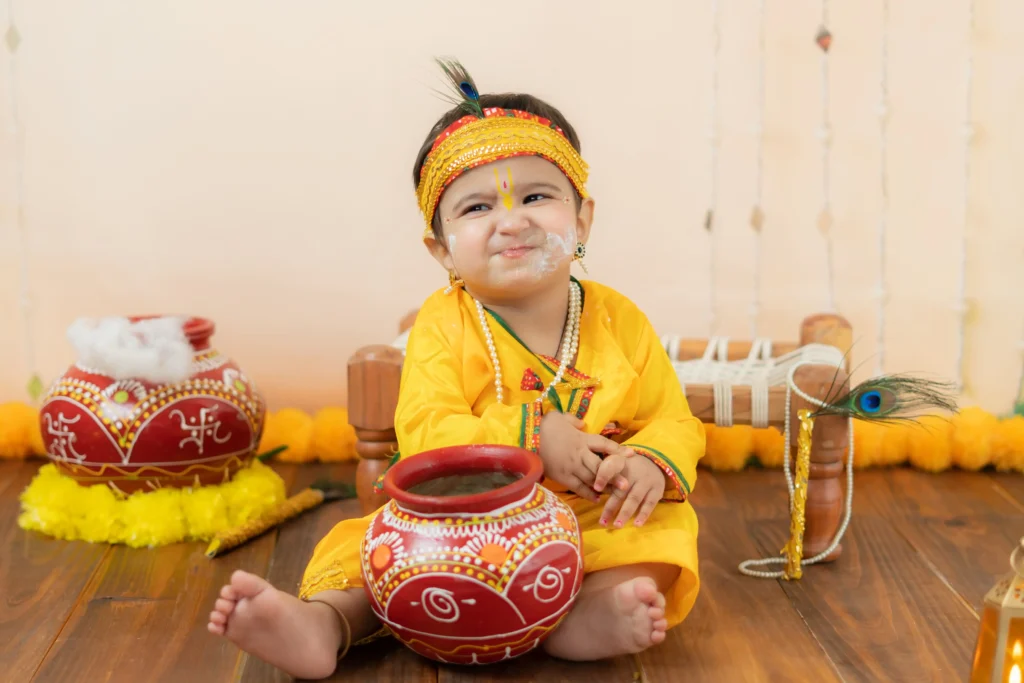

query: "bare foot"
xmin=542 ymin=576 xmax=668 ymax=661
xmin=208 ymin=570 xmax=343 ymax=680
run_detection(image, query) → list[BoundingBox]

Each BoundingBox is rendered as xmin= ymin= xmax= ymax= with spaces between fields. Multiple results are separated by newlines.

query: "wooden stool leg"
xmin=791 ymin=364 xmax=850 ymax=563
xmin=348 ymin=344 xmax=404 ymax=515
xmin=794 ymin=313 xmax=854 ymax=562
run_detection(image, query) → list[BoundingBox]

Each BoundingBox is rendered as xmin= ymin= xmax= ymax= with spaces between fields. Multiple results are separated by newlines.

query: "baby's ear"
xmin=575 ymin=195 xmax=596 ymax=245
xmin=423 ymin=234 xmax=454 ymax=270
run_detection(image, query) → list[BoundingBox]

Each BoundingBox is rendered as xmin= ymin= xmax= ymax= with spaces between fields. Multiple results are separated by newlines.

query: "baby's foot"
xmin=208 ymin=570 xmax=344 ymax=680
xmin=542 ymin=576 xmax=668 ymax=661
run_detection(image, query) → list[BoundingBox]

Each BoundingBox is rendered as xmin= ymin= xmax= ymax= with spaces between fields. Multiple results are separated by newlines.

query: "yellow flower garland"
xmin=2 ymin=401 xmax=1022 ymax=473
xmin=17 ymin=459 xmax=287 ymax=548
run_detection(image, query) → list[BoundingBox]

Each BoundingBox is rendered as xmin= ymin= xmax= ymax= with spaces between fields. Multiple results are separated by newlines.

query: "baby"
xmin=209 ymin=60 xmax=705 ymax=679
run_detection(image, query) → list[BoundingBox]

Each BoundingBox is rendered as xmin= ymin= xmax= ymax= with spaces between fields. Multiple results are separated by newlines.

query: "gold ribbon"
xmin=782 ymin=409 xmax=814 ymax=580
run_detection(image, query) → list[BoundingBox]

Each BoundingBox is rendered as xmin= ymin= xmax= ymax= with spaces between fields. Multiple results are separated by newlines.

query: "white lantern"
xmin=971 ymin=537 xmax=1024 ymax=683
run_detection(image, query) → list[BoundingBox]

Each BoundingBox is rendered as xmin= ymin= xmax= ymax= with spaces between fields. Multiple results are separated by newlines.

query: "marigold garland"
xmin=17 ymin=459 xmax=287 ymax=548
xmin=2 ymin=401 xmax=1022 ymax=473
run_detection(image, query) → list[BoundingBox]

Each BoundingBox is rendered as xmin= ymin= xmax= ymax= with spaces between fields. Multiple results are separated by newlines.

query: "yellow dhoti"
xmin=299 ymin=489 xmax=699 ymax=630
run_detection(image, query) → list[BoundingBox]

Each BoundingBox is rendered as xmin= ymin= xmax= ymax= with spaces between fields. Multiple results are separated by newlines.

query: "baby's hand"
xmin=538 ymin=412 xmax=629 ymax=503
xmin=598 ymin=455 xmax=667 ymax=528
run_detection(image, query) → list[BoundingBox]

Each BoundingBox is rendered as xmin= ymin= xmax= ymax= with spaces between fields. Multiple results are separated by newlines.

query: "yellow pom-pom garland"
xmin=17 ymin=459 xmax=286 ymax=548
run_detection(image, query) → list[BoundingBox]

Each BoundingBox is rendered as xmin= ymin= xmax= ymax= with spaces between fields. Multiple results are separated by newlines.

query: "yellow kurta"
xmin=299 ymin=278 xmax=706 ymax=630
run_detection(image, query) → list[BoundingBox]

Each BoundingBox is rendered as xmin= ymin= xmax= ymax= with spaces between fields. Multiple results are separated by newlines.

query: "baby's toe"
xmin=632 ymin=577 xmax=660 ymax=605
xmin=215 ymin=598 xmax=236 ymax=615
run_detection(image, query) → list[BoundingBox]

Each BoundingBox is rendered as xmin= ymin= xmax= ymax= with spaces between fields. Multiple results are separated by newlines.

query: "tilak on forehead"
xmin=416 ymin=58 xmax=590 ymax=238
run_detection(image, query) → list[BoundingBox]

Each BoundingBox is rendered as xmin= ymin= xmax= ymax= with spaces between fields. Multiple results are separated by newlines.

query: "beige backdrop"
xmin=1 ymin=0 xmax=1022 ymax=414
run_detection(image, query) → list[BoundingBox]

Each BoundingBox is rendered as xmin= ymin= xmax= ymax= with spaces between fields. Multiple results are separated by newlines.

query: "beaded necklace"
xmin=473 ymin=279 xmax=582 ymax=405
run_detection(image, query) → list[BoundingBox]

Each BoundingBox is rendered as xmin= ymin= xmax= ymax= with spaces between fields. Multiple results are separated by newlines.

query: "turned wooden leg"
xmin=794 ymin=314 xmax=854 ymax=562
xmin=348 ymin=344 xmax=404 ymax=516
xmin=355 ymin=429 xmax=396 ymax=514
xmin=791 ymin=364 xmax=850 ymax=563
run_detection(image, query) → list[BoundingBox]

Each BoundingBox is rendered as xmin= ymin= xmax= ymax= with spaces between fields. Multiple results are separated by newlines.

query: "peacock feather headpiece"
xmin=415 ymin=57 xmax=589 ymax=238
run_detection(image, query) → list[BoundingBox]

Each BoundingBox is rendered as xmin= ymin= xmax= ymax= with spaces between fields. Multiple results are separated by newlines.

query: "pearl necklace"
xmin=474 ymin=280 xmax=582 ymax=405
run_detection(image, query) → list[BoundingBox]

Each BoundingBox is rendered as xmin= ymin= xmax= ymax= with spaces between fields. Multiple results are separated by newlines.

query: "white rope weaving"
xmin=661 ymin=337 xmax=845 ymax=429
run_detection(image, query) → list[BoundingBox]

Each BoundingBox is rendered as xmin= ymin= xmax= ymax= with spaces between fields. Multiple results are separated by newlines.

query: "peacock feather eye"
xmin=809 ymin=374 xmax=958 ymax=424
xmin=857 ymin=389 xmax=883 ymax=413
xmin=459 ymin=81 xmax=479 ymax=100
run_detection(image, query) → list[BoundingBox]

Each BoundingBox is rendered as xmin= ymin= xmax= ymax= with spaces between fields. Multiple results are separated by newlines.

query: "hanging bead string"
xmin=815 ymin=9 xmax=835 ymax=314
xmin=874 ymin=0 xmax=890 ymax=377
xmin=705 ymin=0 xmax=722 ymax=337
xmin=474 ymin=279 xmax=581 ymax=406
xmin=4 ymin=1 xmax=38 ymax=401
xmin=749 ymin=0 xmax=766 ymax=340
xmin=953 ymin=0 xmax=976 ymax=395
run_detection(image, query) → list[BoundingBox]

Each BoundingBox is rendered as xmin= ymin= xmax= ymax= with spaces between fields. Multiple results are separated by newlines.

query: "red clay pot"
xmin=360 ymin=444 xmax=584 ymax=665
xmin=38 ymin=316 xmax=266 ymax=494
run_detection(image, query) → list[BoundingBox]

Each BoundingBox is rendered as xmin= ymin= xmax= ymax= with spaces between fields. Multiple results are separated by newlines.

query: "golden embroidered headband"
xmin=416 ymin=60 xmax=590 ymax=237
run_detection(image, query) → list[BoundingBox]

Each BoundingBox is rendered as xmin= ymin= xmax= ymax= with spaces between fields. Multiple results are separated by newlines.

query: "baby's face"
xmin=433 ymin=155 xmax=587 ymax=301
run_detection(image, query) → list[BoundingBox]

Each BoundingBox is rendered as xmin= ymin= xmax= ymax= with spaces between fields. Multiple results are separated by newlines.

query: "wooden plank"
xmin=639 ymin=500 xmax=842 ymax=682
xmin=671 ymin=339 xmax=799 ymax=362
xmin=891 ymin=513 xmax=1022 ymax=611
xmin=987 ymin=471 xmax=1024 ymax=513
xmin=437 ymin=648 xmax=638 ymax=682
xmin=859 ymin=470 xmax=1024 ymax=614
xmin=0 ymin=460 xmax=111 ymax=683
xmin=697 ymin=469 xmax=791 ymax=520
xmin=855 ymin=469 xmax=1022 ymax=518
xmin=745 ymin=513 xmax=978 ymax=683
xmin=239 ymin=462 xmax=437 ymax=683
xmin=30 ymin=464 xmax=298 ymax=683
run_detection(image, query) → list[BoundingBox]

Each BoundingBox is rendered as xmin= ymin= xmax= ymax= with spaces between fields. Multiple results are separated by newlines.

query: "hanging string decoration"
xmin=954 ymin=0 xmax=976 ymax=395
xmin=815 ymin=14 xmax=835 ymax=314
xmin=705 ymin=0 xmax=722 ymax=337
xmin=1016 ymin=311 xmax=1024 ymax=415
xmin=4 ymin=1 xmax=41 ymax=403
xmin=874 ymin=0 xmax=890 ymax=378
xmin=749 ymin=0 xmax=767 ymax=340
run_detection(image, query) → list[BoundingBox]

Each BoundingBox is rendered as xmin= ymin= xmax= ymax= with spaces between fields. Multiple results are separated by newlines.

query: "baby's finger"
xmin=633 ymin=489 xmax=660 ymax=526
xmin=593 ymin=454 xmax=626 ymax=493
xmin=613 ymin=483 xmax=649 ymax=528
xmin=585 ymin=433 xmax=623 ymax=457
xmin=578 ymin=448 xmax=604 ymax=480
xmin=600 ymin=483 xmax=630 ymax=525
xmin=563 ymin=414 xmax=587 ymax=430
xmin=566 ymin=474 xmax=600 ymax=503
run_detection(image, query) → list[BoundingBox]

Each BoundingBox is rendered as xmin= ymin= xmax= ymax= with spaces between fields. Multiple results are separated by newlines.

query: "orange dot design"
xmin=477 ymin=543 xmax=509 ymax=567
xmin=371 ymin=544 xmax=393 ymax=570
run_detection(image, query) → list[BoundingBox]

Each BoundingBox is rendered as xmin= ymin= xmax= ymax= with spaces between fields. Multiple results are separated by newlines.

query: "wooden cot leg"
xmin=347 ymin=344 xmax=404 ymax=515
xmin=790 ymin=314 xmax=854 ymax=562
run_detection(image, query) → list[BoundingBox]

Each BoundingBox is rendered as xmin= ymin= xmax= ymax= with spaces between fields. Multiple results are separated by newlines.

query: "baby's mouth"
xmin=498 ymin=245 xmax=537 ymax=259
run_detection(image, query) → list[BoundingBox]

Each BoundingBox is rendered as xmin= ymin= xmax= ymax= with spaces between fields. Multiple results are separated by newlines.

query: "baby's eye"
xmin=463 ymin=203 xmax=490 ymax=214
xmin=524 ymin=193 xmax=549 ymax=204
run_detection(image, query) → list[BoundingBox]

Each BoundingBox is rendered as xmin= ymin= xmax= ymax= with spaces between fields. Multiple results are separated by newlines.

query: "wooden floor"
xmin=1 ymin=458 xmax=1020 ymax=682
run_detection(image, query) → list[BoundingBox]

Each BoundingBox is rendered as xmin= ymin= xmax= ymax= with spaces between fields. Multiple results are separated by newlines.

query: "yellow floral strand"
xmin=206 ymin=487 xmax=325 ymax=557
xmin=783 ymin=409 xmax=814 ymax=579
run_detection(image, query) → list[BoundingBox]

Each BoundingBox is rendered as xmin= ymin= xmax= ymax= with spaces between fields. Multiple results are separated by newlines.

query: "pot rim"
xmin=127 ymin=315 xmax=215 ymax=347
xmin=382 ymin=444 xmax=544 ymax=515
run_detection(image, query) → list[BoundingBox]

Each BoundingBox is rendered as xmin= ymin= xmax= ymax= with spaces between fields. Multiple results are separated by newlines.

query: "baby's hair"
xmin=413 ymin=93 xmax=584 ymax=243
